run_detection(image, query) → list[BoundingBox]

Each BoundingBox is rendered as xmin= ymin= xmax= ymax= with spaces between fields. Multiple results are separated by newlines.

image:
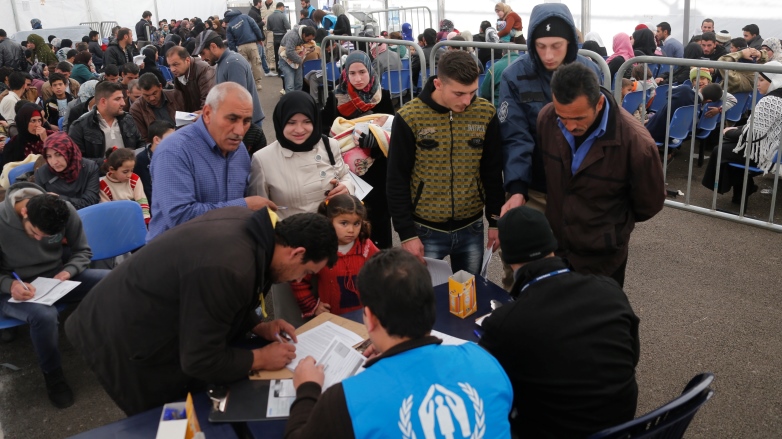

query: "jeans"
xmin=279 ymin=60 xmax=303 ymax=93
xmin=0 ymin=269 xmax=110 ymax=373
xmin=415 ymin=219 xmax=484 ymax=275
xmin=257 ymin=43 xmax=270 ymax=74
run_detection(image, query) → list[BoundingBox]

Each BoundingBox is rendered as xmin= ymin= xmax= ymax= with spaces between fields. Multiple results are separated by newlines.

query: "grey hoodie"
xmin=0 ymin=183 xmax=92 ymax=294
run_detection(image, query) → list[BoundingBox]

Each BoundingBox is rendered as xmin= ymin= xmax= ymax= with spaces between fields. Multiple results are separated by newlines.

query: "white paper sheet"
xmin=266 ymin=379 xmax=296 ymax=418
xmin=347 ymin=171 xmax=373 ymax=200
xmin=175 ymin=111 xmax=198 ymax=127
xmin=424 ymin=257 xmax=453 ymax=286
xmin=8 ymin=278 xmax=80 ymax=306
xmin=431 ymin=329 xmax=468 ymax=346
xmin=318 ymin=338 xmax=366 ymax=391
xmin=480 ymin=244 xmax=494 ymax=278
xmin=286 ymin=321 xmax=364 ymax=371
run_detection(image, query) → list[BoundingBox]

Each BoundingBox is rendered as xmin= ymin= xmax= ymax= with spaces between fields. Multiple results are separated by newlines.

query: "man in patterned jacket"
xmin=386 ymin=50 xmax=504 ymax=275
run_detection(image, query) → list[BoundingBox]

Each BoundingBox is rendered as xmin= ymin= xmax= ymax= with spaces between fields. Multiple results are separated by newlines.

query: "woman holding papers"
xmin=248 ymin=91 xmax=354 ymax=220
xmin=321 ymin=51 xmax=395 ymax=248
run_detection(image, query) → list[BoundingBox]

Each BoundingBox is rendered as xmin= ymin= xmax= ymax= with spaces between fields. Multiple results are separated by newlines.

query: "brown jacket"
xmin=41 ymin=78 xmax=80 ymax=103
xmin=538 ymin=89 xmax=664 ymax=277
xmin=172 ymin=57 xmax=215 ymax=112
xmin=129 ymin=89 xmax=185 ymax=141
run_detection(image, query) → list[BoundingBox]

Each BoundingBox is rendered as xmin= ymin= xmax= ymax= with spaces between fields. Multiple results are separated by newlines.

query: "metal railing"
xmin=428 ymin=40 xmax=611 ymax=105
xmin=615 ymin=56 xmax=782 ymax=232
xmin=365 ymin=7 xmax=433 ymax=36
xmin=319 ymin=35 xmax=427 ymax=108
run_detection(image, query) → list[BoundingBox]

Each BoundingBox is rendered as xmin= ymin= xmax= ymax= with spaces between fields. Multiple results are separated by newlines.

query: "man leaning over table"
xmin=285 ymin=248 xmax=513 ymax=438
xmin=66 ymin=209 xmax=338 ymax=415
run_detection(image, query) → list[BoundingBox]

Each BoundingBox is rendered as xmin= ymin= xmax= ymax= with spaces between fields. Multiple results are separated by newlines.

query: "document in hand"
xmin=8 ymin=277 xmax=80 ymax=306
xmin=285 ymin=321 xmax=364 ymax=371
xmin=175 ymin=111 xmax=198 ymax=127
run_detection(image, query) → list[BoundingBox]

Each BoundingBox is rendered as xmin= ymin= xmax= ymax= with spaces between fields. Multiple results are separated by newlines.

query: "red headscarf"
xmin=44 ymin=132 xmax=83 ymax=183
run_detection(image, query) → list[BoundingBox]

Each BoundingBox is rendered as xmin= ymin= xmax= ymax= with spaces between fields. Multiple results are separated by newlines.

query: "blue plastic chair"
xmin=381 ymin=69 xmax=411 ymax=96
xmin=58 ymin=116 xmax=64 ymax=131
xmin=77 ymin=201 xmax=147 ymax=261
xmin=401 ymin=58 xmax=410 ymax=70
xmin=302 ymin=59 xmax=321 ymax=77
xmin=588 ymin=373 xmax=714 ymax=439
xmin=417 ymin=68 xmax=431 ymax=89
xmin=656 ymin=105 xmax=695 ymax=149
xmin=477 ymin=73 xmax=487 ymax=97
xmin=485 ymin=59 xmax=494 ymax=72
xmin=8 ymin=162 xmax=35 ymax=184
xmin=649 ymin=84 xmax=670 ymax=114
xmin=159 ymin=65 xmax=173 ymax=83
xmin=324 ymin=62 xmax=340 ymax=84
xmin=622 ymin=90 xmax=646 ymax=114
xmin=695 ymin=102 xmax=723 ymax=139
xmin=725 ymin=92 xmax=750 ymax=122
xmin=729 ymin=150 xmax=778 ymax=175
xmin=745 ymin=93 xmax=763 ymax=112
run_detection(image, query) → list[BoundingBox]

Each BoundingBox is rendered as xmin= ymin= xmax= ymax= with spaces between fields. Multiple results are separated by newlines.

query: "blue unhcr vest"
xmin=342 ymin=342 xmax=513 ymax=439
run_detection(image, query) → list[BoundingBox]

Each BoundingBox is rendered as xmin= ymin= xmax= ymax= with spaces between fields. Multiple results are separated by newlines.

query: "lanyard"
xmin=520 ymin=268 xmax=570 ymax=293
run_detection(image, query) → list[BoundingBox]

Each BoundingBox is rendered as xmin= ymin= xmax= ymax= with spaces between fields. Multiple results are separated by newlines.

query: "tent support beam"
xmin=10 ymin=0 xmax=22 ymax=34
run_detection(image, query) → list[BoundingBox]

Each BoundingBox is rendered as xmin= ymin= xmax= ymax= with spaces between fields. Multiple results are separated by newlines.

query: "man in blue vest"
xmin=285 ymin=248 xmax=513 ymax=438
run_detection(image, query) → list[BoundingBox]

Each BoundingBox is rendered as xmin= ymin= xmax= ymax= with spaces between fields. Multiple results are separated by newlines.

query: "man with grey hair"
xmin=146 ymin=82 xmax=276 ymax=241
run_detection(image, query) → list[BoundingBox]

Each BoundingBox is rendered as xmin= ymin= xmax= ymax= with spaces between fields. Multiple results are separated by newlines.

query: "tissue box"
xmin=448 ymin=270 xmax=476 ymax=318
xmin=155 ymin=393 xmax=201 ymax=439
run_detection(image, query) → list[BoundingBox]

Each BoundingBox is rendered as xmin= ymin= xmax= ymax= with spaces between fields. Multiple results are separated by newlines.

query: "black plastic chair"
xmin=587 ymin=373 xmax=715 ymax=439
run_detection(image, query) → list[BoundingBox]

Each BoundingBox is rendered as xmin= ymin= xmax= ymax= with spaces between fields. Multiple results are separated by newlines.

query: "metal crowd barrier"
xmin=366 ymin=7 xmax=433 ymax=36
xmin=428 ymin=40 xmax=611 ymax=105
xmin=319 ymin=35 xmax=426 ymax=108
xmin=615 ymin=56 xmax=782 ymax=232
xmin=79 ymin=21 xmax=101 ymax=36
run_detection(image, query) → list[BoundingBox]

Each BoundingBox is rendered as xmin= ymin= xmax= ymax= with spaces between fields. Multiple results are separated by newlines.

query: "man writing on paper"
xmin=285 ymin=249 xmax=513 ymax=438
xmin=0 ymin=185 xmax=109 ymax=409
xmin=66 ymin=209 xmax=338 ymax=415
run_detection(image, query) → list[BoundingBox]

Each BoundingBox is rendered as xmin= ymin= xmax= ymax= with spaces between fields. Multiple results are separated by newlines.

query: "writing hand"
xmin=10 ymin=280 xmax=37 ymax=301
xmin=252 ymin=342 xmax=296 ymax=370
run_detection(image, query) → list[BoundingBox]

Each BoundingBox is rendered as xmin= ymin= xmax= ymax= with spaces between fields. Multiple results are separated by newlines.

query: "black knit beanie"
xmin=531 ymin=17 xmax=571 ymax=42
xmin=498 ymin=206 xmax=558 ymax=264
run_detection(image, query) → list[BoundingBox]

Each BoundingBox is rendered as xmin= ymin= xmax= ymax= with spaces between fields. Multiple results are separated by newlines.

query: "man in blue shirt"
xmin=192 ymin=30 xmax=265 ymax=128
xmin=656 ymin=22 xmax=684 ymax=58
xmin=147 ymin=82 xmax=275 ymax=241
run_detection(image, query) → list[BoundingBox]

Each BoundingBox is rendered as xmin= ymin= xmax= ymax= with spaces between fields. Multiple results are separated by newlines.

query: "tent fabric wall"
xmin=1 ymin=0 xmax=227 ymax=35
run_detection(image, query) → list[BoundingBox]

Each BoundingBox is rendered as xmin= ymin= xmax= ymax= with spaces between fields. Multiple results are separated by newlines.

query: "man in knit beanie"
xmin=479 ymin=205 xmax=641 ymax=438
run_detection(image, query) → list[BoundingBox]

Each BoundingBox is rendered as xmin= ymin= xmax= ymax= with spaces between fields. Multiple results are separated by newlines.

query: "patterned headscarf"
xmin=762 ymin=38 xmax=782 ymax=63
xmin=78 ymin=80 xmax=98 ymax=102
xmin=43 ymin=132 xmax=83 ymax=183
xmin=29 ymin=62 xmax=48 ymax=81
xmin=26 ymin=34 xmax=58 ymax=65
xmin=334 ymin=51 xmax=382 ymax=119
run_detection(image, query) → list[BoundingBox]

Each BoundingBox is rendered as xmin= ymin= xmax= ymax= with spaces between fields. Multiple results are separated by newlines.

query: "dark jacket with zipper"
xmin=68 ymin=107 xmax=145 ymax=164
xmin=387 ymin=76 xmax=504 ymax=241
xmin=538 ymin=88 xmax=665 ymax=277
xmin=103 ymin=41 xmax=134 ymax=69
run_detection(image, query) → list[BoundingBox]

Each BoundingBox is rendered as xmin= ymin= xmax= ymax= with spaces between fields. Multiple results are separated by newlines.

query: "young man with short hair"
xmin=266 ymin=2 xmax=292 ymax=73
xmin=656 ymin=21 xmax=684 ymax=58
xmin=278 ymin=25 xmax=317 ymax=93
xmin=136 ymin=10 xmax=155 ymax=42
xmin=742 ymin=24 xmax=763 ymax=50
xmin=286 ymin=248 xmax=513 ymax=438
xmin=42 ymin=72 xmax=73 ymax=126
xmin=387 ymin=50 xmax=504 ymax=275
xmin=103 ymin=63 xmax=120 ymax=82
xmin=0 ymin=29 xmax=25 ymax=71
xmin=0 ymin=71 xmax=31 ymax=120
xmin=41 ymin=61 xmax=79 ymax=101
xmin=700 ymin=31 xmax=727 ymax=61
xmin=104 ymin=27 xmax=134 ymax=69
xmin=224 ymin=9 xmax=267 ymax=91
xmin=134 ymin=120 xmax=174 ymax=205
xmin=0 ymin=188 xmax=109 ymax=408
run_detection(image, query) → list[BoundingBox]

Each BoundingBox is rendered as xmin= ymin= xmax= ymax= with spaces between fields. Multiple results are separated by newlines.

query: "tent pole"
xmin=153 ymin=0 xmax=160 ymax=28
xmin=9 ymin=0 xmax=22 ymax=34
xmin=581 ymin=0 xmax=590 ymax=36
xmin=683 ymin=0 xmax=690 ymax=43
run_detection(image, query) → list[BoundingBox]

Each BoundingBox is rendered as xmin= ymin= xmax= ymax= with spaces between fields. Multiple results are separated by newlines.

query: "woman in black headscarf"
xmin=657 ymin=42 xmax=703 ymax=85
xmin=632 ymin=28 xmax=658 ymax=57
xmin=248 ymin=91 xmax=354 ymax=219
xmin=2 ymin=103 xmax=52 ymax=167
xmin=139 ymin=45 xmax=166 ymax=85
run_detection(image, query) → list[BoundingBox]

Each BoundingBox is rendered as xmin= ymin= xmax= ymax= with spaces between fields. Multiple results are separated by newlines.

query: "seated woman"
xmin=139 ymin=46 xmax=166 ymax=86
xmin=2 ymin=103 xmax=52 ymax=167
xmin=248 ymin=91 xmax=354 ymax=220
xmin=29 ymin=63 xmax=49 ymax=98
xmin=34 ymin=132 xmax=100 ymax=209
xmin=702 ymin=62 xmax=782 ymax=206
xmin=321 ymin=51 xmax=395 ymax=249
xmin=70 ymin=52 xmax=96 ymax=84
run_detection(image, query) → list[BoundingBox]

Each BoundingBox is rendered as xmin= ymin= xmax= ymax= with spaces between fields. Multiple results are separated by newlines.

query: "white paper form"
xmin=318 ymin=338 xmax=366 ymax=391
xmin=266 ymin=379 xmax=296 ymax=418
xmin=424 ymin=257 xmax=453 ymax=286
xmin=286 ymin=321 xmax=364 ymax=371
xmin=430 ymin=330 xmax=468 ymax=346
xmin=347 ymin=171 xmax=373 ymax=200
xmin=175 ymin=111 xmax=198 ymax=127
xmin=8 ymin=278 xmax=80 ymax=305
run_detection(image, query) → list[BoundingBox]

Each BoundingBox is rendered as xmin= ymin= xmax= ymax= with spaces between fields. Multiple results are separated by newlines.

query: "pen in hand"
xmin=275 ymin=333 xmax=287 ymax=344
xmin=12 ymin=272 xmax=30 ymax=292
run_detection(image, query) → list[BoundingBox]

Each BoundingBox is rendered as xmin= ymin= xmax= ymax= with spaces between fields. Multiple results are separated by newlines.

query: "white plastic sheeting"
xmin=0 ymin=0 xmax=228 ymax=36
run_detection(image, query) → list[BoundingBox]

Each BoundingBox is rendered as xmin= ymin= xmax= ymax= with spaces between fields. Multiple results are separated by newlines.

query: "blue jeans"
xmin=279 ymin=61 xmax=303 ymax=92
xmin=0 ymin=269 xmax=110 ymax=373
xmin=257 ymin=43 xmax=270 ymax=74
xmin=415 ymin=219 xmax=484 ymax=275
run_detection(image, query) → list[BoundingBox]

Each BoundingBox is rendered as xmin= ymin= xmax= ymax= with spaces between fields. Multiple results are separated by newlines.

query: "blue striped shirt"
xmin=147 ymin=118 xmax=250 ymax=242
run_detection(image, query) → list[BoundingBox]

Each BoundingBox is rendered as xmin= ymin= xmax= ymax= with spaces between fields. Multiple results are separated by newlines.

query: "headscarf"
xmin=142 ymin=46 xmax=158 ymax=65
xmin=440 ymin=19 xmax=455 ymax=33
xmin=27 ymin=34 xmax=58 ymax=65
xmin=272 ymin=91 xmax=322 ymax=153
xmin=332 ymin=4 xmax=346 ymax=16
xmin=402 ymin=23 xmax=414 ymax=41
xmin=762 ymin=38 xmax=782 ymax=63
xmin=584 ymin=31 xmax=604 ymax=47
xmin=29 ymin=62 xmax=48 ymax=81
xmin=14 ymin=103 xmax=46 ymax=149
xmin=78 ymin=80 xmax=98 ymax=102
xmin=632 ymin=28 xmax=657 ymax=56
xmin=370 ymin=42 xmax=388 ymax=59
xmin=607 ymin=32 xmax=635 ymax=63
xmin=334 ymin=51 xmax=382 ymax=119
xmin=43 ymin=132 xmax=83 ymax=183
xmin=759 ymin=61 xmax=782 ymax=93
xmin=31 ymin=19 xmax=42 ymax=29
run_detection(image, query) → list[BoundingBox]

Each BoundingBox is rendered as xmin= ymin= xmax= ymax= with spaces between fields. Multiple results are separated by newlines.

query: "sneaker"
xmin=265 ymin=71 xmax=278 ymax=77
xmin=43 ymin=368 xmax=74 ymax=408
xmin=280 ymin=89 xmax=286 ymax=95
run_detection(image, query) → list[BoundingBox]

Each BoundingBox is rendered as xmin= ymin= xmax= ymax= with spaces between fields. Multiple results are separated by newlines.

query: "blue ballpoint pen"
xmin=12 ymin=272 xmax=30 ymax=291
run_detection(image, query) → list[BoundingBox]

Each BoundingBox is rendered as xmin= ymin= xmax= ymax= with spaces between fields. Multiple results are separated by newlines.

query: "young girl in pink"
xmin=99 ymin=147 xmax=150 ymax=224
xmin=292 ymin=194 xmax=379 ymax=317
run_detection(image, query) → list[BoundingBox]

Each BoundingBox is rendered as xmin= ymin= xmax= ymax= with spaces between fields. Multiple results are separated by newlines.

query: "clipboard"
xmin=250 ymin=312 xmax=368 ymax=380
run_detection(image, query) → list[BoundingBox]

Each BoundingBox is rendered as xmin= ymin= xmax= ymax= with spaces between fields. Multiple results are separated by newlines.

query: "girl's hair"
xmin=317 ymin=194 xmax=371 ymax=241
xmin=631 ymin=64 xmax=653 ymax=81
xmin=102 ymin=147 xmax=136 ymax=173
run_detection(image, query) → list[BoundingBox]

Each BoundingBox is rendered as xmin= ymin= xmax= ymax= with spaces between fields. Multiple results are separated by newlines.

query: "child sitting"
xmin=291 ymin=194 xmax=379 ymax=317
xmin=133 ymin=120 xmax=174 ymax=205
xmin=99 ymin=147 xmax=150 ymax=224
